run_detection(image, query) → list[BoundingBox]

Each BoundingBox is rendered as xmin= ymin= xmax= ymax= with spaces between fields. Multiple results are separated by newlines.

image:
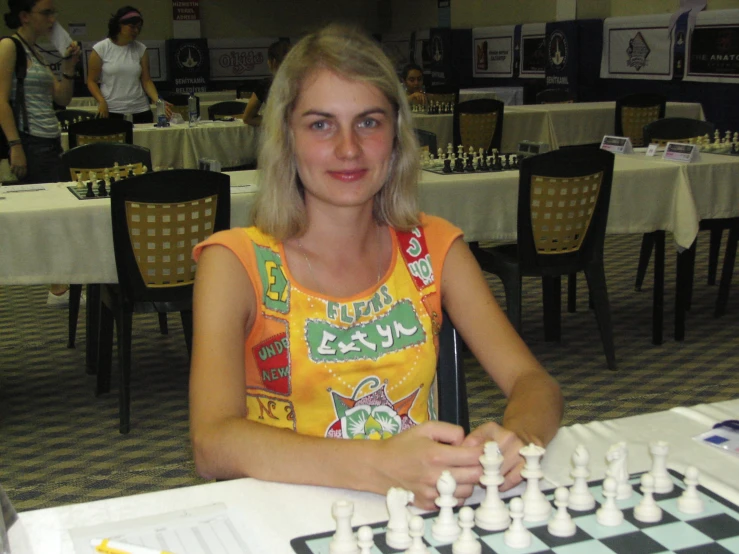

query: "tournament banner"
xmin=381 ymin=32 xmax=414 ymax=74
xmin=427 ymin=28 xmax=453 ymax=86
xmin=472 ymin=25 xmax=515 ymax=78
xmin=545 ymin=21 xmax=578 ymax=90
xmin=208 ymin=38 xmax=275 ymax=81
xmin=167 ymin=38 xmax=209 ymax=92
xmin=600 ymin=14 xmax=674 ymax=80
xmin=520 ymin=23 xmax=546 ymax=79
xmin=81 ymin=40 xmax=167 ymax=83
xmin=684 ymin=9 xmax=739 ymax=83
xmin=172 ymin=0 xmax=199 ymax=20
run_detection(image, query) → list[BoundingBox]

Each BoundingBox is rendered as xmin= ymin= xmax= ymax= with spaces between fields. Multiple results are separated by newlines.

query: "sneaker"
xmin=46 ymin=289 xmax=70 ymax=308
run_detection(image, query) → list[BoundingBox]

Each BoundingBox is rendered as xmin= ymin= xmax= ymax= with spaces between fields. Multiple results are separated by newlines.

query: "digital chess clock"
xmin=517 ymin=140 xmax=550 ymax=158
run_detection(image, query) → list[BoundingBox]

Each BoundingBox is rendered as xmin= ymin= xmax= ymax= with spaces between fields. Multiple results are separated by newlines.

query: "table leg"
xmin=652 ymin=231 xmax=665 ymax=346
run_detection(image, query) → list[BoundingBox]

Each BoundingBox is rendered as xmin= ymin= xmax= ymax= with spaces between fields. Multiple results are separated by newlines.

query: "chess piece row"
xmin=74 ymin=164 xmax=148 ymax=197
xmin=410 ymin=101 xmax=454 ymax=115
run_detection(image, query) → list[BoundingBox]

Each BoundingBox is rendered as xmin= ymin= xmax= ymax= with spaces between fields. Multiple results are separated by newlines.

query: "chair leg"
xmin=635 ymin=232 xmax=655 ymax=292
xmin=707 ymin=228 xmax=723 ymax=285
xmin=67 ymin=285 xmax=82 ymax=348
xmin=675 ymin=241 xmax=696 ymax=342
xmin=715 ymin=225 xmax=738 ymax=317
xmin=85 ymin=285 xmax=101 ymax=375
xmin=567 ymin=273 xmax=576 ymax=313
xmin=652 ymin=231 xmax=665 ymax=346
xmin=181 ymin=310 xmax=193 ymax=357
xmin=542 ymin=276 xmax=561 ymax=342
xmin=96 ymin=301 xmax=114 ymax=396
xmin=584 ymin=264 xmax=617 ymax=370
xmin=117 ymin=310 xmax=133 ymax=434
xmin=158 ymin=313 xmax=168 ymax=335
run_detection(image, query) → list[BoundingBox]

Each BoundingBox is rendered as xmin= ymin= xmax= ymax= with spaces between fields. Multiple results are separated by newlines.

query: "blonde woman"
xmin=189 ymin=25 xmax=562 ymax=509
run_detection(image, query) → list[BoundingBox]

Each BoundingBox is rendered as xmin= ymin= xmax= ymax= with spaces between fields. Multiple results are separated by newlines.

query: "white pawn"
xmin=330 ymin=500 xmax=359 ymax=554
xmin=649 ymin=441 xmax=674 ymax=494
xmin=504 ymin=498 xmax=531 ymax=549
xmin=452 ymin=507 xmax=481 ymax=554
xmin=357 ymin=526 xmax=374 ymax=554
xmin=547 ymin=487 xmax=576 ymax=537
xmin=596 ymin=477 xmax=623 ymax=526
xmin=431 ymin=471 xmax=461 ymax=542
xmin=677 ymin=466 xmax=704 ymax=514
xmin=475 ymin=442 xmax=510 ymax=531
xmin=634 ymin=473 xmax=662 ymax=523
xmin=404 ymin=515 xmax=430 ymax=554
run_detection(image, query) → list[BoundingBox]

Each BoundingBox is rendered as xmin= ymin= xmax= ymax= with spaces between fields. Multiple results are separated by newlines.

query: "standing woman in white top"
xmin=86 ymin=6 xmax=161 ymax=123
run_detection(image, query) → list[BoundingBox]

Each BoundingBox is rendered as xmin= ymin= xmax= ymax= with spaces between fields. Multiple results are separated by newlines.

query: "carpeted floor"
xmin=0 ymin=231 xmax=737 ymax=512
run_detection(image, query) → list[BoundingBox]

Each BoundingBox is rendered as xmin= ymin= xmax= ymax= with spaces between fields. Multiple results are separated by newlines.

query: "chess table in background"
xmin=290 ymin=470 xmax=739 ymax=554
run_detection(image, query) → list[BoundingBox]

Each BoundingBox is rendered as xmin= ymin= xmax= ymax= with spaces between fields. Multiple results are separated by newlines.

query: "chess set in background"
xmin=422 ymin=144 xmax=519 ymax=175
xmin=291 ymin=440 xmax=739 ymax=554
xmin=682 ymin=131 xmax=739 ymax=155
xmin=411 ymin=101 xmax=454 ymax=115
xmin=66 ymin=163 xmax=149 ymax=200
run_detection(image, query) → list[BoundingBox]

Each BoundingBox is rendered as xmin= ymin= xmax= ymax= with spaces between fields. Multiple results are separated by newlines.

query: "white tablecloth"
xmin=14 ymin=399 xmax=739 ymax=554
xmin=460 ymin=86 xmax=524 ymax=105
xmin=68 ymin=91 xmax=239 ymax=109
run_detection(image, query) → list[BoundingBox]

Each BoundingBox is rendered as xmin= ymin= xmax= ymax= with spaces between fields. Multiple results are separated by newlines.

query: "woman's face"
xmin=24 ymin=0 xmax=57 ymax=37
xmin=403 ymin=69 xmax=423 ymax=94
xmin=118 ymin=17 xmax=143 ymax=42
xmin=290 ymin=68 xmax=395 ymax=214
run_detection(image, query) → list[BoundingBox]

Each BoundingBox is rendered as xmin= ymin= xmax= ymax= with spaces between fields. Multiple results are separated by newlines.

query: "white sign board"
xmin=600 ymin=14 xmax=674 ymax=80
xmin=472 ymin=25 xmax=515 ymax=78
xmin=208 ymin=38 xmax=275 ymax=81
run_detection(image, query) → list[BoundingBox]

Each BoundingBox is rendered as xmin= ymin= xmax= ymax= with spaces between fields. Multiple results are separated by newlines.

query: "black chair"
xmin=470 ymin=148 xmax=617 ymax=370
xmin=715 ymin=222 xmax=738 ymax=317
xmin=207 ymin=100 xmax=247 ymax=120
xmin=96 ymin=169 xmax=231 ymax=433
xmin=160 ymin=92 xmax=200 ymax=119
xmin=614 ymin=93 xmax=666 ymax=147
xmin=436 ymin=311 xmax=469 ymax=433
xmin=453 ymin=99 xmax=505 ymax=154
xmin=536 ymin=89 xmax=574 ymax=104
xmin=415 ymin=129 xmax=438 ymax=154
xmin=56 ymin=109 xmax=95 ymax=132
xmin=67 ymin=118 xmax=133 ymax=149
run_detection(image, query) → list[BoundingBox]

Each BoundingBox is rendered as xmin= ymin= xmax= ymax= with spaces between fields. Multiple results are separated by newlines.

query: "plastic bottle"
xmin=156 ymin=98 xmax=168 ymax=127
xmin=188 ymin=91 xmax=198 ymax=127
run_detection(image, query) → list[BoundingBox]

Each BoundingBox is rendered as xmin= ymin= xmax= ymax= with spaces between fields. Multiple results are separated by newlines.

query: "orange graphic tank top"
xmin=193 ymin=214 xmax=462 ymax=439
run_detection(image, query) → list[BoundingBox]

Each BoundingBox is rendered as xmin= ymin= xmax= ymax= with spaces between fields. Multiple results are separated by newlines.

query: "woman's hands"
xmin=462 ymin=422 xmax=526 ymax=491
xmin=96 ymin=100 xmax=109 ymax=118
xmin=9 ymin=143 xmax=27 ymax=179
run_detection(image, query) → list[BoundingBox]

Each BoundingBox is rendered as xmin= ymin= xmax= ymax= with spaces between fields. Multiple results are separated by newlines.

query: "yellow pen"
xmin=91 ymin=538 xmax=176 ymax=554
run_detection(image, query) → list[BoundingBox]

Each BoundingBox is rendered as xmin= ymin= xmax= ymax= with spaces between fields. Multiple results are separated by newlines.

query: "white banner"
xmin=208 ymin=38 xmax=276 ymax=81
xmin=600 ymin=14 xmax=674 ymax=80
xmin=684 ymin=9 xmax=739 ymax=83
xmin=520 ymin=23 xmax=546 ymax=79
xmin=472 ymin=25 xmax=515 ymax=78
xmin=81 ymin=40 xmax=167 ymax=83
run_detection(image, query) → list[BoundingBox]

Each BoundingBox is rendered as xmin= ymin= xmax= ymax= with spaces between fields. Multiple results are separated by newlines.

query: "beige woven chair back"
xmin=530 ymin=171 xmax=603 ymax=254
xmin=621 ymin=105 xmax=661 ymax=147
xmin=426 ymin=93 xmax=456 ymax=105
xmin=76 ymin=132 xmax=127 ymax=146
xmin=460 ymin=111 xmax=498 ymax=152
xmin=125 ymin=195 xmax=218 ymax=288
xmin=69 ymin=162 xmax=147 ymax=182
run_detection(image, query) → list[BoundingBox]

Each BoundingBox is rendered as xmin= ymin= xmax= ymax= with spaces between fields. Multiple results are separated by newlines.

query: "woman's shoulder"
xmin=92 ymin=38 xmax=111 ymax=54
xmin=417 ymin=213 xmax=463 ymax=239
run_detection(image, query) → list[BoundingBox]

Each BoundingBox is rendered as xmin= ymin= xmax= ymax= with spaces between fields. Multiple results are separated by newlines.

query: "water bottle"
xmin=188 ymin=91 xmax=198 ymax=127
xmin=156 ymin=98 xmax=168 ymax=127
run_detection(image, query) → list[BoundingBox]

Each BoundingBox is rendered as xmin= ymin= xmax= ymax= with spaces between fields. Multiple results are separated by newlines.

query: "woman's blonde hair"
xmin=251 ymin=24 xmax=420 ymax=240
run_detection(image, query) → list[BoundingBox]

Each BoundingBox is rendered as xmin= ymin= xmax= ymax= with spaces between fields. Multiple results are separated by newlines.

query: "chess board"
xmin=423 ymin=164 xmax=518 ymax=176
xmin=67 ymin=184 xmax=110 ymax=200
xmin=290 ymin=470 xmax=739 ymax=554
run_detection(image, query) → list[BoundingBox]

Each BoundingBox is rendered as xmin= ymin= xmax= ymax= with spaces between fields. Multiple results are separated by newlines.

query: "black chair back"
xmin=643 ymin=117 xmax=715 ymax=146
xmin=536 ymin=89 xmax=574 ymax=104
xmin=61 ymin=143 xmax=152 ymax=181
xmin=614 ymin=93 xmax=666 ymax=147
xmin=56 ymin=109 xmax=96 ymax=132
xmin=207 ymin=101 xmax=247 ymax=120
xmin=453 ymin=98 xmax=505 ymax=154
xmin=415 ymin=129 xmax=438 ymax=154
xmin=68 ymin=118 xmax=133 ymax=149
xmin=436 ymin=311 xmax=469 ymax=433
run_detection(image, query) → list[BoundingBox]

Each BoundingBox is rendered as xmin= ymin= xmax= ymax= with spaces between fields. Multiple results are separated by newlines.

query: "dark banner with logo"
xmin=687 ymin=24 xmax=739 ymax=78
xmin=427 ymin=28 xmax=454 ymax=85
xmin=545 ymin=21 xmax=578 ymax=91
xmin=167 ymin=38 xmax=209 ymax=92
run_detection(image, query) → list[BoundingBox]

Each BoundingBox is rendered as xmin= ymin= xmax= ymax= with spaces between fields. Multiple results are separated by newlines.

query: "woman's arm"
xmin=86 ymin=50 xmax=108 ymax=117
xmin=241 ymin=92 xmax=262 ymax=126
xmin=139 ymin=51 xmax=159 ymax=104
xmin=440 ymin=238 xmax=564 ymax=488
xmin=0 ymin=38 xmax=27 ymax=179
xmin=190 ymin=244 xmax=486 ymax=509
xmin=51 ymin=42 xmax=80 ymax=107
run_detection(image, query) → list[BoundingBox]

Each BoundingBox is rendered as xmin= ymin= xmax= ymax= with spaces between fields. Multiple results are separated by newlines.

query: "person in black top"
xmin=241 ymin=40 xmax=290 ymax=127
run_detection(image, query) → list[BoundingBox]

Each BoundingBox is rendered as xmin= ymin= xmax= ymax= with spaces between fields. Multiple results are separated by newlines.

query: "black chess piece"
xmin=454 ymin=157 xmax=464 ymax=173
xmin=443 ymin=158 xmax=452 ymax=174
xmin=476 ymin=157 xmax=483 ymax=171
xmin=86 ymin=181 xmax=95 ymax=198
xmin=97 ymin=180 xmax=108 ymax=197
xmin=481 ymin=156 xmax=489 ymax=171
xmin=494 ymin=155 xmax=503 ymax=171
xmin=465 ymin=156 xmax=475 ymax=172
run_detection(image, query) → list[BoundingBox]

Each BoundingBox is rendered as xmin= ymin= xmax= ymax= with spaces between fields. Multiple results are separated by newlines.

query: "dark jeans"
xmin=109 ymin=110 xmax=154 ymax=124
xmin=11 ymin=133 xmax=64 ymax=184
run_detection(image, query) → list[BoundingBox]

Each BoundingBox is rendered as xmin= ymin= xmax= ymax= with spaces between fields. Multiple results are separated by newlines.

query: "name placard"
xmin=646 ymin=144 xmax=659 ymax=157
xmin=663 ymin=142 xmax=700 ymax=163
xmin=600 ymin=136 xmax=633 ymax=154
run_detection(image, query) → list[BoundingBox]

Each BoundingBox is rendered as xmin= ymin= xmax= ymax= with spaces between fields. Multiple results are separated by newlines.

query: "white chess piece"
xmin=357 ymin=526 xmax=374 ymax=554
xmin=431 ymin=471 xmax=461 ymax=542
xmin=330 ymin=500 xmax=359 ymax=554
xmin=475 ymin=442 xmax=510 ymax=531
xmin=386 ymin=487 xmax=414 ymax=550
xmin=649 ymin=441 xmax=674 ymax=494
xmin=504 ymin=498 xmax=531 ymax=548
xmin=520 ymin=443 xmax=552 ymax=522
xmin=452 ymin=507 xmax=481 ymax=554
xmin=677 ymin=466 xmax=704 ymax=514
xmin=634 ymin=473 xmax=662 ymax=523
xmin=605 ymin=442 xmax=632 ymax=500
xmin=404 ymin=515 xmax=430 ymax=554
xmin=596 ymin=477 xmax=623 ymax=526
xmin=547 ymin=487 xmax=576 ymax=537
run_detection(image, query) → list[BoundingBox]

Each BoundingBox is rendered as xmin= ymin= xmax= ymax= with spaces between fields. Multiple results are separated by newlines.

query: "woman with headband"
xmin=87 ymin=6 xmax=164 ymax=123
